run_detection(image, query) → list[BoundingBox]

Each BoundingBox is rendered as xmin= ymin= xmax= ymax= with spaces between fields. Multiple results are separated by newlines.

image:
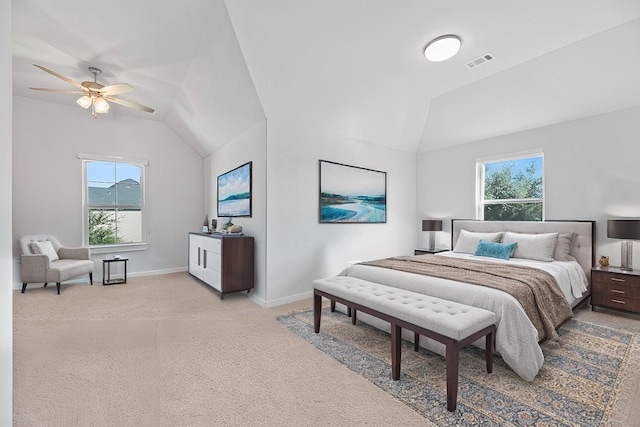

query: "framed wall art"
xmin=319 ymin=160 xmax=387 ymax=223
xmin=217 ymin=161 xmax=252 ymax=217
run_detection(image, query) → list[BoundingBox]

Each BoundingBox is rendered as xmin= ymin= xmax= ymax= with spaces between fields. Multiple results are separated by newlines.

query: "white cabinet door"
xmin=188 ymin=234 xmax=204 ymax=280
xmin=203 ymin=237 xmax=222 ymax=291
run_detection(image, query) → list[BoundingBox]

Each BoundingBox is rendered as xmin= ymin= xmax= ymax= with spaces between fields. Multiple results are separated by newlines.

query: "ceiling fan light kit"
xmin=76 ymin=95 xmax=92 ymax=109
xmin=29 ymin=64 xmax=154 ymax=119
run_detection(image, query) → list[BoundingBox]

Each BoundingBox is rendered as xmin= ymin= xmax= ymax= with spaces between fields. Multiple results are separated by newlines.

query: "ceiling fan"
xmin=29 ymin=64 xmax=155 ymax=118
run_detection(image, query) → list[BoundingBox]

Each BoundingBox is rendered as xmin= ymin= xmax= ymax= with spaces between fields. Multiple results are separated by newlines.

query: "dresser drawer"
xmin=592 ymin=292 xmax=640 ymax=312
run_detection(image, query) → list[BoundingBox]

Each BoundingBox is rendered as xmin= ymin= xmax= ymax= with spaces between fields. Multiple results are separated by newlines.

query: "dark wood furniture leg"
xmin=446 ymin=341 xmax=460 ymax=412
xmin=313 ymin=292 xmax=322 ymax=333
xmin=391 ymin=322 xmax=401 ymax=380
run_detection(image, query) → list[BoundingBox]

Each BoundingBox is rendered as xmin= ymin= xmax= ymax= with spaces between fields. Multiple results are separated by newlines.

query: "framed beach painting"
xmin=217 ymin=161 xmax=252 ymax=217
xmin=319 ymin=160 xmax=387 ymax=223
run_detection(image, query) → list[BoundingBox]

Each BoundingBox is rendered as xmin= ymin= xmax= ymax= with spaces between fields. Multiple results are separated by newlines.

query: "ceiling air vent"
xmin=465 ymin=53 xmax=495 ymax=69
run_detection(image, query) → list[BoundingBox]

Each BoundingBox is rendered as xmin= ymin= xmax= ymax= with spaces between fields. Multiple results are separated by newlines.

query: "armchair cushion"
xmin=29 ymin=241 xmax=59 ymax=262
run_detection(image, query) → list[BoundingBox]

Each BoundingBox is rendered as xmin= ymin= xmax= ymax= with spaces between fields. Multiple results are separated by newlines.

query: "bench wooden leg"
xmin=313 ymin=292 xmax=322 ymax=333
xmin=445 ymin=341 xmax=460 ymax=412
xmin=391 ymin=322 xmax=402 ymax=380
xmin=486 ymin=325 xmax=496 ymax=373
xmin=351 ymin=309 xmax=357 ymax=325
xmin=414 ymin=332 xmax=420 ymax=351
xmin=330 ymin=300 xmax=336 ymax=312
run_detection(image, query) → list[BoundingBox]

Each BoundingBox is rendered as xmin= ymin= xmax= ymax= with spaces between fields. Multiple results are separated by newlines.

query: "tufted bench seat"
xmin=313 ymin=276 xmax=497 ymax=412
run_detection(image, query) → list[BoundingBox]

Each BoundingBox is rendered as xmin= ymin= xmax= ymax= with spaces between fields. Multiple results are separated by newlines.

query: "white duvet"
xmin=341 ymin=252 xmax=589 ymax=381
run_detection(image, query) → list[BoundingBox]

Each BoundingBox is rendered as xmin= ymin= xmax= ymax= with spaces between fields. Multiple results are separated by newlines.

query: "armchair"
xmin=20 ymin=235 xmax=94 ymax=295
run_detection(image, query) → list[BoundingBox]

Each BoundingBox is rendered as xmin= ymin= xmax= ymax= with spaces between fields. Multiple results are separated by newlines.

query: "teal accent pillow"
xmin=474 ymin=240 xmax=517 ymax=260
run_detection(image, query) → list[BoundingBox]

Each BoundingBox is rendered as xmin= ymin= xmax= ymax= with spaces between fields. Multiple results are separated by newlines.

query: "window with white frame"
xmin=80 ymin=155 xmax=147 ymax=247
xmin=476 ymin=153 xmax=544 ymax=221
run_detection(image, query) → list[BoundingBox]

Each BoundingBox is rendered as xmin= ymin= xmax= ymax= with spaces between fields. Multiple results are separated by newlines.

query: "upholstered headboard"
xmin=451 ymin=220 xmax=595 ymax=279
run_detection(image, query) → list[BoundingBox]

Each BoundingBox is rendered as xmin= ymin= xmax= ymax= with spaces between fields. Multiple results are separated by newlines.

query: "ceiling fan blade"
xmin=100 ymin=83 xmax=133 ymax=96
xmin=29 ymin=87 xmax=85 ymax=94
xmin=105 ymin=96 xmax=155 ymax=113
xmin=33 ymin=64 xmax=84 ymax=90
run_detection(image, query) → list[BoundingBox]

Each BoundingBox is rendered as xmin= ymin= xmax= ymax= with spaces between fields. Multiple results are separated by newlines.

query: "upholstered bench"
xmin=313 ymin=276 xmax=497 ymax=412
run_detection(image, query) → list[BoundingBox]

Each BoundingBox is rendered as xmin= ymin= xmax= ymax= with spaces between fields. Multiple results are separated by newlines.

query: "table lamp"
xmin=607 ymin=219 xmax=640 ymax=271
xmin=422 ymin=219 xmax=443 ymax=251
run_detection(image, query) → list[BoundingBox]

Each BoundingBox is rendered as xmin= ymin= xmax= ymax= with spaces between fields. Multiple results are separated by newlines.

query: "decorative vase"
xmin=599 ymin=256 xmax=609 ymax=267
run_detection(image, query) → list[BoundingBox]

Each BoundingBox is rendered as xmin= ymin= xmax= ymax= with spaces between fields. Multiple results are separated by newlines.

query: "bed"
xmin=340 ymin=219 xmax=595 ymax=381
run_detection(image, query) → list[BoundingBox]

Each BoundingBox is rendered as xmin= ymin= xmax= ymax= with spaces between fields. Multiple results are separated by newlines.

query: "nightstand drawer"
xmin=591 ymin=282 xmax=640 ymax=300
xmin=592 ymin=270 xmax=640 ymax=287
xmin=592 ymin=292 xmax=640 ymax=312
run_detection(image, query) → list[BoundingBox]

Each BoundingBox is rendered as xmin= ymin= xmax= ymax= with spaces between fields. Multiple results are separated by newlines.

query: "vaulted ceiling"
xmin=12 ymin=0 xmax=640 ymax=157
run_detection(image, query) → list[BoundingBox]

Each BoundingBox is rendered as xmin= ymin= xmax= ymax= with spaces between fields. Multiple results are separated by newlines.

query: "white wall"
xmin=264 ymin=121 xmax=417 ymax=306
xmin=12 ymin=96 xmax=204 ymax=286
xmin=0 ymin=0 xmax=13 ymax=422
xmin=417 ymin=105 xmax=640 ymax=266
xmin=204 ymin=119 xmax=267 ymax=302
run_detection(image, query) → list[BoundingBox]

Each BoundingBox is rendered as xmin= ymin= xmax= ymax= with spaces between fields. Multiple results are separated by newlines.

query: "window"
xmin=80 ymin=154 xmax=147 ymax=249
xmin=476 ymin=153 xmax=544 ymax=221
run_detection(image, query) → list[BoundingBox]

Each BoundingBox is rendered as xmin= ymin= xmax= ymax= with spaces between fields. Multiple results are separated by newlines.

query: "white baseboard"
xmin=258 ymin=290 xmax=313 ymax=308
xmin=12 ymin=257 xmax=188 ymax=290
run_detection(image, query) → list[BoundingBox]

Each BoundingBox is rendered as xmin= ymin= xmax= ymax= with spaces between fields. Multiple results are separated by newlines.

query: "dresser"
xmin=591 ymin=266 xmax=640 ymax=314
xmin=188 ymin=232 xmax=254 ymax=299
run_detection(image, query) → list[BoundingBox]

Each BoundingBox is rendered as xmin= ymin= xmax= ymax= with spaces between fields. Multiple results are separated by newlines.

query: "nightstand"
xmin=415 ymin=248 xmax=449 ymax=256
xmin=591 ymin=266 xmax=640 ymax=314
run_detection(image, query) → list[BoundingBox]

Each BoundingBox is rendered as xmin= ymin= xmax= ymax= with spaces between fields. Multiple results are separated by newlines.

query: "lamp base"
xmin=621 ymin=240 xmax=634 ymax=271
xmin=427 ymin=231 xmax=436 ymax=251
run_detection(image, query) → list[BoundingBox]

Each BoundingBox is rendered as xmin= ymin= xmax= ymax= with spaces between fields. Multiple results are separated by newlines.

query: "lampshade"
xmin=76 ymin=95 xmax=92 ymax=109
xmin=607 ymin=219 xmax=640 ymax=240
xmin=422 ymin=220 xmax=443 ymax=232
xmin=424 ymin=35 xmax=462 ymax=62
xmin=94 ymin=97 xmax=110 ymax=113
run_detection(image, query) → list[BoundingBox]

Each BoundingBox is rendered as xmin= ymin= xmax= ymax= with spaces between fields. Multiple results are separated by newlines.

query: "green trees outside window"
xmin=479 ymin=156 xmax=543 ymax=221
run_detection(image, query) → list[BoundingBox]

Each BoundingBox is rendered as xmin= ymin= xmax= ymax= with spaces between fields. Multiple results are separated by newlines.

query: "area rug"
xmin=277 ymin=308 xmax=640 ymax=426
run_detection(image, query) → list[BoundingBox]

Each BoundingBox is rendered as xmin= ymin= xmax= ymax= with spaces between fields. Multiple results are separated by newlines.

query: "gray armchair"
xmin=20 ymin=235 xmax=94 ymax=295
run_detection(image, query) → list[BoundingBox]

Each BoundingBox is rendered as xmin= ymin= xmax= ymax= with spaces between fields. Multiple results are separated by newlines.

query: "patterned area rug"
xmin=277 ymin=308 xmax=640 ymax=426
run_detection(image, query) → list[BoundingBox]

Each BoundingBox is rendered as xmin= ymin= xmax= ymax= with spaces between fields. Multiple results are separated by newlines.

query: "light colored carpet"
xmin=13 ymin=273 xmax=428 ymax=426
xmin=13 ymin=273 xmax=640 ymax=426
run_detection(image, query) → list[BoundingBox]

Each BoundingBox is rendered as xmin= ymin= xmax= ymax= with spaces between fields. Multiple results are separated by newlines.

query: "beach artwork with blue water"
xmin=218 ymin=162 xmax=252 ymax=217
xmin=319 ymin=161 xmax=386 ymax=223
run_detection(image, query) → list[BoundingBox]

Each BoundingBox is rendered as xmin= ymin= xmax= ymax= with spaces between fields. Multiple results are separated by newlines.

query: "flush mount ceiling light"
xmin=424 ymin=34 xmax=462 ymax=62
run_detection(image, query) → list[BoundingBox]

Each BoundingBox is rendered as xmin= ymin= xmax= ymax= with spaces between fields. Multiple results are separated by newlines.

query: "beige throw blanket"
xmin=359 ymin=256 xmax=574 ymax=342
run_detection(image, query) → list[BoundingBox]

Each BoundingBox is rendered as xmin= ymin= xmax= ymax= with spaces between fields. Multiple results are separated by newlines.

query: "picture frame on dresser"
xmin=318 ymin=160 xmax=387 ymax=224
xmin=217 ymin=161 xmax=252 ymax=217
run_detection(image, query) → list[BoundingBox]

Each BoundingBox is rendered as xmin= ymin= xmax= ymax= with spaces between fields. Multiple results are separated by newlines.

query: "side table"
xmin=103 ymin=257 xmax=129 ymax=285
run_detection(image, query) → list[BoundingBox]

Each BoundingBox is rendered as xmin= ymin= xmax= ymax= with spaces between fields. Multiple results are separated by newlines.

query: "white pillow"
xmin=453 ymin=229 xmax=504 ymax=254
xmin=30 ymin=241 xmax=59 ymax=262
xmin=554 ymin=233 xmax=576 ymax=261
xmin=502 ymin=232 xmax=559 ymax=262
